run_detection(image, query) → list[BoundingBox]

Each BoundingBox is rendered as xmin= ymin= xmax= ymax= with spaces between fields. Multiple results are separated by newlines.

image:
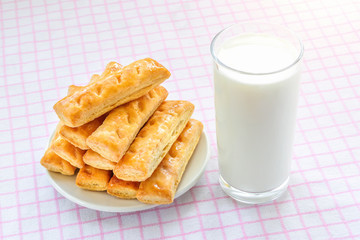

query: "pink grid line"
xmin=4 ymin=197 xmax=360 ymax=239
xmin=305 ymin=2 xmax=360 ymax=167
xmin=63 ymin=214 xmax=360 ymax=240
xmin=3 ymin=17 xmax=360 ymax=54
xmin=1 ymin=8 xmax=23 ymax=240
xmin=136 ymin=212 xmax=145 ymax=240
xmin=17 ymin=4 xmax=45 ymax=236
xmin=7 ymin=217 xmax=360 ymax=240
xmin=26 ymin=2 xmax=50 ymax=141
xmin=2 ymin=66 xmax=359 ymax=95
xmin=290 ymin=3 xmax=356 ymax=238
xmin=103 ymin=0 xmax=121 ymax=62
xmin=117 ymin=214 xmax=125 ymax=240
xmin=172 ymin=202 xmax=186 ymax=240
xmin=44 ymin=0 xmax=61 ymax=104
xmin=2 ymin=172 xmax=359 ymax=210
xmin=308 ymin=25 xmax=360 ymax=191
xmin=50 ymin=189 xmax=64 ymax=239
xmin=0 ymin=8 xmax=4 ymax=240
xmin=1 ymin=0 xmax=356 ymax=23
xmin=4 ymin=187 xmax=360 ymax=228
xmin=0 ymin=3 xmax=352 ymax=43
xmin=2 ymin=33 xmax=359 ymax=72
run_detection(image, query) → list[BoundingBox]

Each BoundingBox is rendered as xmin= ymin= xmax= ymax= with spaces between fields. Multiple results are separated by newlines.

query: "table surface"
xmin=1 ymin=0 xmax=360 ymax=239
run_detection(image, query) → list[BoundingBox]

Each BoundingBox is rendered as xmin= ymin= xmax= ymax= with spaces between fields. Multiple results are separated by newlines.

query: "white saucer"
xmin=46 ymin=130 xmax=210 ymax=212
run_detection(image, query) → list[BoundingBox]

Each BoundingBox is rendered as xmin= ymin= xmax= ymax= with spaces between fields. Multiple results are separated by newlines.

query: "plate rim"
xmin=45 ymin=129 xmax=211 ymax=212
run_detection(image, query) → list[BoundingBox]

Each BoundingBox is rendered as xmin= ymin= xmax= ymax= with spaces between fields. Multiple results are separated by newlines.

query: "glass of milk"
xmin=211 ymin=22 xmax=303 ymax=204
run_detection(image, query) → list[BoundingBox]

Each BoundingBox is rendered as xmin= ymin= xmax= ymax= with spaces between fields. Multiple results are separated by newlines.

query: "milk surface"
xmin=214 ymin=34 xmax=301 ymax=192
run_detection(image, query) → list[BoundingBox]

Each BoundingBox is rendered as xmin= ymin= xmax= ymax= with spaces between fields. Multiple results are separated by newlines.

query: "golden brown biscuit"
xmin=60 ymin=73 xmax=109 ymax=150
xmin=113 ymin=100 xmax=194 ymax=182
xmin=41 ymin=149 xmax=77 ymax=175
xmin=137 ymin=119 xmax=203 ymax=204
xmin=53 ymin=59 xmax=171 ymax=127
xmin=86 ymin=86 xmax=168 ymax=162
xmin=59 ymin=114 xmax=106 ymax=150
xmin=75 ymin=165 xmax=112 ymax=191
xmin=83 ymin=149 xmax=116 ymax=170
xmin=51 ymin=135 xmax=86 ymax=168
xmin=107 ymin=176 xmax=140 ymax=199
xmin=40 ymin=123 xmax=77 ymax=175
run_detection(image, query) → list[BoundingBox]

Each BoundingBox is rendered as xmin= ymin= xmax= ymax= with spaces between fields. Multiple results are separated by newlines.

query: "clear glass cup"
xmin=211 ymin=22 xmax=303 ymax=204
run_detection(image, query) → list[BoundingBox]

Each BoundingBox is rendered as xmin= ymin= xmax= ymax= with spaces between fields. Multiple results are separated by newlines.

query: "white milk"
xmin=214 ymin=34 xmax=301 ymax=193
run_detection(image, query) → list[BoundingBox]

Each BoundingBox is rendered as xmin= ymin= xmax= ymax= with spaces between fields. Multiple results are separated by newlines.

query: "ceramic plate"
xmin=46 ymin=130 xmax=210 ymax=212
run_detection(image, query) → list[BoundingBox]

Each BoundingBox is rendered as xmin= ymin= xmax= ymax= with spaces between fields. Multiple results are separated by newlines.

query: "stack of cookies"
xmin=40 ymin=58 xmax=203 ymax=204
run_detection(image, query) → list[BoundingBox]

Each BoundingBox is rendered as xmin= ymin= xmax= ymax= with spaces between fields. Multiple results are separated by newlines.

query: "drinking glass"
xmin=211 ymin=22 xmax=303 ymax=204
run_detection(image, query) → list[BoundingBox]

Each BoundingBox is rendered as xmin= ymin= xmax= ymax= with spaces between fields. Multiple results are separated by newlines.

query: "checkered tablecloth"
xmin=1 ymin=0 xmax=360 ymax=239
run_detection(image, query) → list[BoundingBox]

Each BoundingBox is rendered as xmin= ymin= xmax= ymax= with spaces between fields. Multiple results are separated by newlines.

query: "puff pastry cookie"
xmin=59 ymin=114 xmax=106 ymax=150
xmin=59 ymin=74 xmax=109 ymax=150
xmin=113 ymin=100 xmax=194 ymax=182
xmin=54 ymin=59 xmax=170 ymax=127
xmin=107 ymin=176 xmax=140 ymax=199
xmin=76 ymin=164 xmax=112 ymax=191
xmin=51 ymin=135 xmax=86 ymax=168
xmin=40 ymin=123 xmax=77 ymax=175
xmin=83 ymin=149 xmax=116 ymax=170
xmin=41 ymin=149 xmax=77 ymax=175
xmin=86 ymin=86 xmax=168 ymax=162
xmin=136 ymin=119 xmax=203 ymax=204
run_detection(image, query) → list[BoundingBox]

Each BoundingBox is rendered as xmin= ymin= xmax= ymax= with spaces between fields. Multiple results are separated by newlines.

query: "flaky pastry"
xmin=75 ymin=164 xmax=112 ymax=191
xmin=107 ymin=176 xmax=140 ymax=199
xmin=113 ymin=100 xmax=194 ymax=182
xmin=137 ymin=119 xmax=203 ymax=204
xmin=86 ymin=86 xmax=168 ymax=162
xmin=53 ymin=59 xmax=170 ymax=127
xmin=41 ymin=149 xmax=77 ymax=175
xmin=51 ymin=135 xmax=86 ymax=168
xmin=83 ymin=149 xmax=116 ymax=170
xmin=59 ymin=74 xmax=109 ymax=150
xmin=59 ymin=114 xmax=106 ymax=150
xmin=40 ymin=123 xmax=77 ymax=175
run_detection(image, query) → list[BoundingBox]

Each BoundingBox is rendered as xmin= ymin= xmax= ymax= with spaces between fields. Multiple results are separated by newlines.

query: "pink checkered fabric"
xmin=1 ymin=0 xmax=359 ymax=239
